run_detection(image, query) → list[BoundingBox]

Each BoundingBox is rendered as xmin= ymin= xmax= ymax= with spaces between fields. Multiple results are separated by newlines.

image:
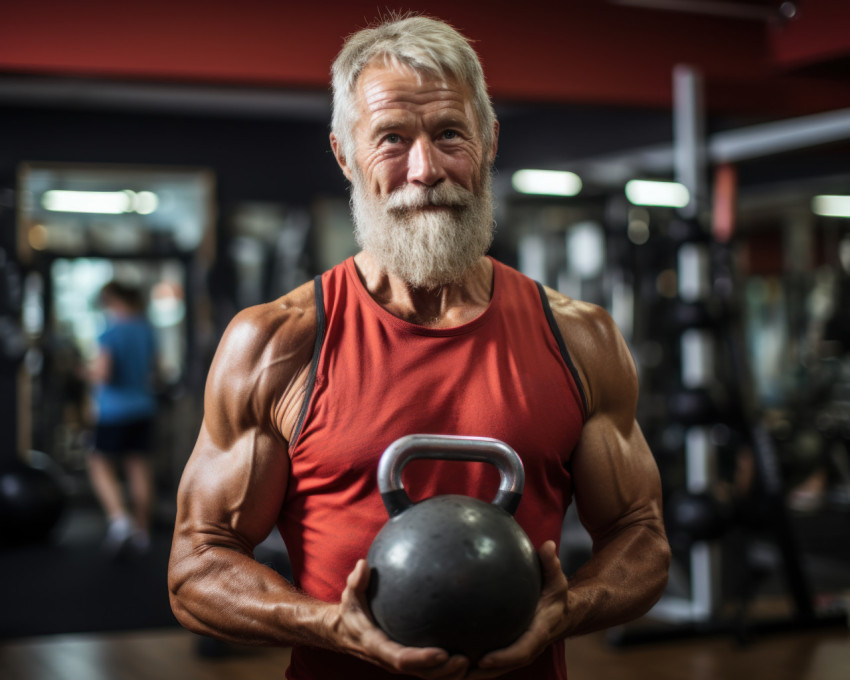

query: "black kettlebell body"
xmin=366 ymin=435 xmax=541 ymax=661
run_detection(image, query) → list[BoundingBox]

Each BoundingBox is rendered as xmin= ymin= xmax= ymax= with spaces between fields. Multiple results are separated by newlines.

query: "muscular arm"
xmin=167 ymin=283 xmax=328 ymax=646
xmin=551 ymin=291 xmax=670 ymax=636
xmin=472 ymin=290 xmax=670 ymax=677
xmin=168 ymin=283 xmax=468 ymax=678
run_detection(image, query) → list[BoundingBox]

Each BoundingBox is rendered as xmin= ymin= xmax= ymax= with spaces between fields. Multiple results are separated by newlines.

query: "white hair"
xmin=330 ymin=15 xmax=496 ymax=163
xmin=350 ymin=166 xmax=495 ymax=289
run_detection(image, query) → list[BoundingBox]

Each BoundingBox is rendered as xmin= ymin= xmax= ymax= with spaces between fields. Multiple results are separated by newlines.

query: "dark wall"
xmin=0 ymin=105 xmax=346 ymax=208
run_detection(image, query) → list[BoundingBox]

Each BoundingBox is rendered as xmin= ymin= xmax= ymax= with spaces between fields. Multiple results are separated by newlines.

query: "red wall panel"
xmin=1 ymin=1 xmax=848 ymax=114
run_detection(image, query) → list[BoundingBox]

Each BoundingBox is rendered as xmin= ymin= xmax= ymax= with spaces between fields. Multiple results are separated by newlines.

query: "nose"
xmin=406 ymin=136 xmax=445 ymax=187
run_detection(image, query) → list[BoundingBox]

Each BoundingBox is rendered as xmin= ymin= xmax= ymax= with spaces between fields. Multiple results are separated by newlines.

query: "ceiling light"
xmin=512 ymin=169 xmax=582 ymax=197
xmin=42 ymin=189 xmax=159 ymax=214
xmin=625 ymin=180 xmax=690 ymax=208
xmin=43 ymin=190 xmax=133 ymax=214
xmin=134 ymin=191 xmax=159 ymax=215
xmin=812 ymin=195 xmax=850 ymax=218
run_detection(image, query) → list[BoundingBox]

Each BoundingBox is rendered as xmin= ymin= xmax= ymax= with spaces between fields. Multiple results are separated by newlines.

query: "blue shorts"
xmin=94 ymin=418 xmax=155 ymax=457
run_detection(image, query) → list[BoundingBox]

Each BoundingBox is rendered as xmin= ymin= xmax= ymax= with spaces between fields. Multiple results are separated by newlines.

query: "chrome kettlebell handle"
xmin=377 ymin=434 xmax=525 ymax=518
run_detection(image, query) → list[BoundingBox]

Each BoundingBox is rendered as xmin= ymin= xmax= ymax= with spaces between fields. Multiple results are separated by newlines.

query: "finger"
xmin=347 ymin=558 xmax=371 ymax=593
xmin=345 ymin=565 xmax=465 ymax=676
xmin=430 ymin=654 xmax=469 ymax=679
xmin=354 ymin=638 xmax=457 ymax=677
xmin=347 ymin=608 xmax=454 ymax=674
xmin=472 ymin=542 xmax=566 ymax=675
xmin=538 ymin=541 xmax=569 ymax=599
xmin=539 ymin=540 xmax=562 ymax=576
xmin=473 ymin=629 xmax=537 ymax=671
xmin=344 ymin=562 xmax=471 ymax=678
xmin=362 ymin=631 xmax=468 ymax=678
xmin=341 ymin=560 xmax=373 ymax=617
xmin=384 ymin=639 xmax=449 ymax=667
xmin=394 ymin=648 xmax=468 ymax=677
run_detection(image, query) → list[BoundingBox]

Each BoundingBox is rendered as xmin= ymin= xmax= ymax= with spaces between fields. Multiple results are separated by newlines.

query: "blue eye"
xmin=442 ymin=130 xmax=458 ymax=140
xmin=385 ymin=133 xmax=402 ymax=144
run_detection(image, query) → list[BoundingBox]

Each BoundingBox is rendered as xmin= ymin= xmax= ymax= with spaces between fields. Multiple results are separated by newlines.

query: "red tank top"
xmin=282 ymin=257 xmax=586 ymax=680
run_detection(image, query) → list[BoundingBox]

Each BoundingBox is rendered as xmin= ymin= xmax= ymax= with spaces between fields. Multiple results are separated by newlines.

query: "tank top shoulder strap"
xmin=290 ymin=274 xmax=326 ymax=446
xmin=534 ymin=281 xmax=589 ymax=419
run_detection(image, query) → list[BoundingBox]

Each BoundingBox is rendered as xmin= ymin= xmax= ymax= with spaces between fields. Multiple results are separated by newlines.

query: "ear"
xmin=330 ymin=133 xmax=354 ymax=182
xmin=489 ymin=120 xmax=500 ymax=164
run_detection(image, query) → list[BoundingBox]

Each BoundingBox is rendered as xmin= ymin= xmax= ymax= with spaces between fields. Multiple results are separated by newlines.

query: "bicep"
xmin=565 ymin=304 xmax=663 ymax=546
xmin=174 ymin=309 xmax=292 ymax=555
xmin=571 ymin=414 xmax=663 ymax=547
xmin=175 ymin=420 xmax=290 ymax=555
xmin=172 ymin=299 xmax=313 ymax=558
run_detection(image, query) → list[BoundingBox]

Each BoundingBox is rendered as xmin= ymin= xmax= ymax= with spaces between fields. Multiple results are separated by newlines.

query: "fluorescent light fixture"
xmin=625 ymin=180 xmax=690 ymax=208
xmin=134 ymin=191 xmax=159 ymax=215
xmin=512 ymin=169 xmax=582 ymax=197
xmin=43 ymin=190 xmax=133 ymax=214
xmin=42 ymin=189 xmax=158 ymax=214
xmin=567 ymin=221 xmax=605 ymax=278
xmin=812 ymin=194 xmax=850 ymax=218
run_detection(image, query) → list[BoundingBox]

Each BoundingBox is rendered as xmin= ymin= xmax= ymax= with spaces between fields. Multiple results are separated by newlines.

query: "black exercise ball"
xmin=0 ymin=459 xmax=66 ymax=544
xmin=367 ymin=434 xmax=541 ymax=662
xmin=367 ymin=494 xmax=540 ymax=661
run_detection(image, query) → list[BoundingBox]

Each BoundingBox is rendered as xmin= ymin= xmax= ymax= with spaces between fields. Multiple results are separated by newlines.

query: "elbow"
xmin=658 ymin=545 xmax=672 ymax=596
xmin=168 ymin=590 xmax=193 ymax=631
xmin=167 ymin=567 xmax=189 ymax=628
xmin=167 ymin=558 xmax=203 ymax=634
xmin=646 ymin=529 xmax=672 ymax=608
xmin=169 ymin=598 xmax=201 ymax=635
xmin=168 ymin=584 xmax=209 ymax=638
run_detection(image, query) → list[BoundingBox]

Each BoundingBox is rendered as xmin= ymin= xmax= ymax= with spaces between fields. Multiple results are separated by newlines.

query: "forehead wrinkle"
xmin=363 ymin=90 xmax=475 ymax=129
xmin=370 ymin=102 xmax=468 ymax=126
xmin=361 ymin=84 xmax=466 ymax=113
xmin=358 ymin=62 xmax=467 ymax=106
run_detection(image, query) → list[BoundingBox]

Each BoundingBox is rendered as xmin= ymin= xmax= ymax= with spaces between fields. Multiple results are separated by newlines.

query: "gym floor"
xmin=2 ymin=497 xmax=848 ymax=679
xmin=1 ymin=621 xmax=848 ymax=680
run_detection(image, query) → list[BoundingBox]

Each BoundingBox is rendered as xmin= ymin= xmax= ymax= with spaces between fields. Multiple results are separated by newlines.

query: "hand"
xmin=466 ymin=540 xmax=569 ymax=679
xmin=328 ymin=559 xmax=470 ymax=679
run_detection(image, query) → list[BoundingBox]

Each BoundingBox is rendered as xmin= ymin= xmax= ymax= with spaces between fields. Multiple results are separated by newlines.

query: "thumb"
xmin=347 ymin=559 xmax=372 ymax=594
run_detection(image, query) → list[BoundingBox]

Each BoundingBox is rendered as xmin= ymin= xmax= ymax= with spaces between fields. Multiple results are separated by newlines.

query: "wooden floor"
xmin=2 ymin=624 xmax=848 ymax=680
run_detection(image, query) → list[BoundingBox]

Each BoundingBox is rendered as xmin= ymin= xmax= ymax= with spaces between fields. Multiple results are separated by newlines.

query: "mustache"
xmin=384 ymin=183 xmax=474 ymax=211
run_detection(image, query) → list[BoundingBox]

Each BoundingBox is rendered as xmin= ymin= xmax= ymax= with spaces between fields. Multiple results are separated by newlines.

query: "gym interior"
xmin=1 ymin=2 xmax=849 ymax=678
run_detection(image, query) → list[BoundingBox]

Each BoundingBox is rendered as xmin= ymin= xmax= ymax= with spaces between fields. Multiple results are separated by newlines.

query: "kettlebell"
xmin=366 ymin=434 xmax=541 ymax=661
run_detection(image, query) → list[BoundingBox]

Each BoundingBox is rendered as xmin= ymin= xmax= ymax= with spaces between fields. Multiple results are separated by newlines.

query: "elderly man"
xmin=168 ymin=15 xmax=670 ymax=680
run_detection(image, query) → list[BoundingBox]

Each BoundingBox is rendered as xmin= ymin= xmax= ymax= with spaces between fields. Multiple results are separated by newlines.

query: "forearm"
xmin=168 ymin=544 xmax=332 ymax=648
xmin=562 ymin=523 xmax=670 ymax=638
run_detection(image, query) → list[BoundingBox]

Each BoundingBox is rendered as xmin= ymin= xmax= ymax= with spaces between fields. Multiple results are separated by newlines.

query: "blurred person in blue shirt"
xmin=87 ymin=280 xmax=158 ymax=557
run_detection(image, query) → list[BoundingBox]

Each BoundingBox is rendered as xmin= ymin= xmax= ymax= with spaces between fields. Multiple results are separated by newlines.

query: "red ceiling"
xmin=1 ymin=0 xmax=848 ymax=117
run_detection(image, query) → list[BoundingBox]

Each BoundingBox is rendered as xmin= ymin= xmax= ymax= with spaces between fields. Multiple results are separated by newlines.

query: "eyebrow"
xmin=369 ymin=119 xmax=408 ymax=139
xmin=369 ymin=113 xmax=473 ymax=140
xmin=431 ymin=112 xmax=473 ymax=131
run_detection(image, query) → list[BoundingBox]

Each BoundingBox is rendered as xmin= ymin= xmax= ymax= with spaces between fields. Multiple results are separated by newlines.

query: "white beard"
xmin=350 ymin=169 xmax=495 ymax=290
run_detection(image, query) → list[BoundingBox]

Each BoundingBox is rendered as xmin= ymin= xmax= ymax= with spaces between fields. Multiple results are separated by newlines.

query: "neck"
xmin=353 ymin=251 xmax=493 ymax=328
